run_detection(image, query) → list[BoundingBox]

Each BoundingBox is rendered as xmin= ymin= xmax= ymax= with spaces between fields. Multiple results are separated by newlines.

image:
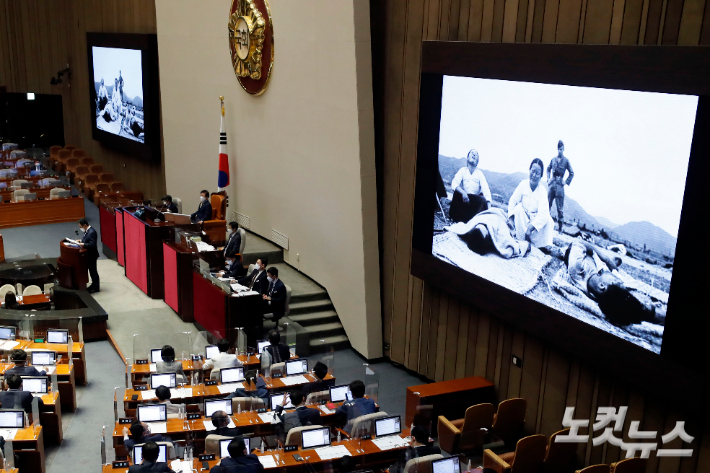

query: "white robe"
xmin=507 ymin=179 xmax=554 ymax=248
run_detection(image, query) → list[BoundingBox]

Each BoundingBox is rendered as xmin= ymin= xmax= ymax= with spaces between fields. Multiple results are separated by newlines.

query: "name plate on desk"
xmin=34 ymin=338 xmax=44 ymax=343
xmin=256 ymin=407 xmax=267 ymax=413
xmin=361 ymin=434 xmax=372 ymax=440
xmin=284 ymin=445 xmax=298 ymax=452
xmin=113 ymin=460 xmax=130 ymax=468
xmin=135 ymin=359 xmax=149 ymax=365
xmin=192 ymin=355 xmax=203 ymax=361
xmin=187 ymin=413 xmax=201 ymax=420
xmin=272 ymin=373 xmax=283 ymax=378
xmin=119 ymin=417 xmax=134 ymax=424
xmin=199 ymin=454 xmax=216 ymax=462
xmin=135 ymin=385 xmax=148 ymax=391
xmin=205 ymin=380 xmax=218 ymax=386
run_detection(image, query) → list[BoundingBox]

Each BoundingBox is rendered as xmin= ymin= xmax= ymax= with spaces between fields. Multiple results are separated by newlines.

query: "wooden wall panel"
xmin=0 ymin=0 xmax=165 ymax=201
xmin=376 ymin=0 xmax=710 ymax=470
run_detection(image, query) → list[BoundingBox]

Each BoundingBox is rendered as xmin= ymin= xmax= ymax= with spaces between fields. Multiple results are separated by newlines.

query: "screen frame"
xmin=431 ymin=456 xmax=460 ymax=473
xmin=204 ymin=398 xmax=233 ymax=417
xmin=412 ymin=42 xmax=710 ymax=405
xmin=21 ymin=376 xmax=49 ymax=394
xmin=86 ymin=32 xmax=161 ymax=161
xmin=328 ymin=385 xmax=353 ymax=403
xmin=301 ymin=427 xmax=331 ymax=449
xmin=375 ymin=415 xmax=402 ymax=437
xmin=220 ymin=367 xmax=244 ymax=384
xmin=30 ymin=351 xmax=56 ymax=365
xmin=0 ymin=325 xmax=17 ymax=340
xmin=0 ymin=409 xmax=24 ymax=428
xmin=150 ymin=373 xmax=176 ymax=389
xmin=285 ymin=359 xmax=307 ymax=376
xmin=150 ymin=349 xmax=163 ymax=363
xmin=137 ymin=403 xmax=167 ymax=423
xmin=46 ymin=329 xmax=69 ymax=344
xmin=133 ymin=444 xmax=167 ymax=464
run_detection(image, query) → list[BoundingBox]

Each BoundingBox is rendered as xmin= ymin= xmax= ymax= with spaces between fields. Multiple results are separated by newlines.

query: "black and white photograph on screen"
xmin=92 ymin=46 xmax=145 ymax=143
xmin=432 ymin=77 xmax=698 ymax=354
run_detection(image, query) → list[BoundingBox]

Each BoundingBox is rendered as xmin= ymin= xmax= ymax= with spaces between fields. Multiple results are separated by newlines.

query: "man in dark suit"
xmin=301 ymin=361 xmax=333 ymax=396
xmin=210 ymin=437 xmax=264 ymax=473
xmin=218 ymin=252 xmax=247 ymax=280
xmin=211 ymin=410 xmax=243 ymax=437
xmin=390 ymin=426 xmax=440 ymax=473
xmin=76 ymin=218 xmax=100 ymax=293
xmin=129 ymin=441 xmax=175 ymax=473
xmin=161 ymin=195 xmax=179 ymax=214
xmin=274 ymin=391 xmax=320 ymax=433
xmin=263 ymin=267 xmax=286 ymax=323
xmin=5 ymin=349 xmax=45 ymax=376
xmin=263 ymin=330 xmax=290 ymax=364
xmin=223 ymin=222 xmax=241 ymax=256
xmin=191 ymin=190 xmax=212 ymax=224
xmin=123 ymin=421 xmax=173 ymax=451
xmin=0 ymin=374 xmax=45 ymax=413
xmin=237 ymin=258 xmax=268 ymax=294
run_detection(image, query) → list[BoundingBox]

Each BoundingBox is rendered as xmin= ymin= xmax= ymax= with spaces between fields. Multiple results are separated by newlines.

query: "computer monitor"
xmin=46 ymin=329 xmax=68 ymax=344
xmin=133 ymin=444 xmax=167 ymax=464
xmin=269 ymin=393 xmax=294 ymax=411
xmin=205 ymin=345 xmax=220 ymax=360
xmin=329 ymin=385 xmax=353 ymax=403
xmin=21 ymin=376 xmax=48 ymax=394
xmin=301 ymin=427 xmax=330 ymax=449
xmin=375 ymin=415 xmax=401 ymax=437
xmin=150 ymin=349 xmax=163 ymax=363
xmin=431 ymin=457 xmax=461 ymax=473
xmin=31 ymin=351 xmax=56 ymax=366
xmin=220 ymin=367 xmax=244 ymax=384
xmin=0 ymin=410 xmax=24 ymax=428
xmin=150 ymin=373 xmax=177 ymax=389
xmin=204 ymin=398 xmax=233 ymax=417
xmin=137 ymin=404 xmax=167 ymax=422
xmin=256 ymin=340 xmax=269 ymax=354
xmin=219 ymin=437 xmax=250 ymax=458
xmin=285 ymin=359 xmax=308 ymax=376
xmin=0 ymin=325 xmax=16 ymax=340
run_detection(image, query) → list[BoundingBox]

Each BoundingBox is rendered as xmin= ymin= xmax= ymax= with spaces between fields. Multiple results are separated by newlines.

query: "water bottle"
xmin=336 ymin=430 xmax=341 ymax=443
xmin=237 ymin=403 xmax=241 ymax=414
xmin=467 ymin=460 xmax=472 ymax=473
xmin=188 ymin=446 xmax=194 ymax=463
xmin=183 ymin=445 xmax=188 ymax=461
xmin=260 ymin=442 xmax=265 ymax=454
xmin=410 ymin=423 xmax=414 ymax=439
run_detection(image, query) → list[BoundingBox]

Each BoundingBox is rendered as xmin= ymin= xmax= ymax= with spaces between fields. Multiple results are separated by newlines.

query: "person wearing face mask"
xmin=190 ymin=190 xmax=212 ymax=224
xmin=75 ymin=218 xmax=100 ymax=293
xmin=218 ymin=252 xmax=246 ymax=279
xmin=222 ymin=221 xmax=241 ymax=257
xmin=237 ymin=257 xmax=269 ymax=294
xmin=263 ymin=267 xmax=286 ymax=323
xmin=160 ymin=195 xmax=178 ymax=213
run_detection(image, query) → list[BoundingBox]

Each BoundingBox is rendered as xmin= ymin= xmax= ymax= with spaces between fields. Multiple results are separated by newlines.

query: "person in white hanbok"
xmin=507 ymin=158 xmax=554 ymax=249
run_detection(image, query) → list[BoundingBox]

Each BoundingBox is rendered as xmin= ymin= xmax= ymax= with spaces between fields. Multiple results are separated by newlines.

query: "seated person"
xmin=336 ymin=380 xmax=376 ymax=428
xmin=211 ymin=410 xmax=243 ymax=437
xmin=507 ymin=159 xmax=554 ymax=249
xmin=227 ymin=369 xmax=269 ymax=404
xmin=210 ymin=437 xmax=264 ymax=473
xmin=5 ymin=349 xmax=45 ymax=376
xmin=202 ymin=338 xmax=241 ymax=379
xmin=156 ymin=345 xmax=187 ymax=384
xmin=263 ymin=267 xmax=286 ymax=324
xmin=218 ymin=253 xmax=247 ymax=280
xmin=262 ymin=330 xmax=290 ymax=364
xmin=0 ymin=374 xmax=44 ymax=413
xmin=449 ymin=149 xmax=491 ymax=223
xmin=301 ymin=361 xmax=332 ymax=396
xmin=154 ymin=386 xmax=180 ymax=416
xmin=123 ymin=421 xmax=172 ymax=451
xmin=237 ymin=258 xmax=269 ymax=294
xmin=3 ymin=293 xmax=19 ymax=310
xmin=274 ymin=391 xmax=320 ymax=433
xmin=129 ymin=441 xmax=175 ymax=473
xmin=161 ymin=195 xmax=179 ymax=214
xmin=390 ymin=426 xmax=441 ymax=473
xmin=191 ymin=190 xmax=212 ymax=224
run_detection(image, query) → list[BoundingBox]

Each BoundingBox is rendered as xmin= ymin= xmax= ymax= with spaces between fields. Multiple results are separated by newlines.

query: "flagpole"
xmin=217 ymin=95 xmax=230 ymax=193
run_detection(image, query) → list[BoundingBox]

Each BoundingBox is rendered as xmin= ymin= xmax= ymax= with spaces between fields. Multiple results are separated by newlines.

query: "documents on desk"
xmin=258 ymin=411 xmax=278 ymax=424
xmin=170 ymin=387 xmax=188 ymax=399
xmin=258 ymin=455 xmax=278 ymax=468
xmin=0 ymin=428 xmax=18 ymax=440
xmin=280 ymin=375 xmax=309 ymax=386
xmin=63 ymin=238 xmax=80 ymax=248
xmin=0 ymin=340 xmax=19 ymax=350
xmin=149 ymin=363 xmax=157 ymax=372
xmin=314 ymin=445 xmax=350 ymax=460
xmin=146 ymin=421 xmax=167 ymax=434
xmin=195 ymin=242 xmax=215 ymax=252
xmin=170 ymin=460 xmax=193 ymax=473
xmin=140 ymin=389 xmax=157 ymax=400
xmin=319 ymin=405 xmax=335 ymax=415
xmin=203 ymin=418 xmax=236 ymax=431
xmin=372 ymin=436 xmax=409 ymax=451
xmin=217 ymin=382 xmax=244 ymax=394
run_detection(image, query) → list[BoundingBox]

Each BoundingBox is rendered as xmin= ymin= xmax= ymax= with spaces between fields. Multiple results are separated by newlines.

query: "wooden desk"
xmin=0 ymin=196 xmax=84 ymax=229
xmin=28 ymin=340 xmax=87 ymax=387
xmin=130 ymin=355 xmax=266 ymax=387
xmin=9 ymin=425 xmax=44 ymax=473
xmin=0 ymin=234 xmax=4 ymax=263
xmin=405 ymin=376 xmax=496 ymax=436
xmin=16 ymin=294 xmax=51 ymax=310
xmin=0 ymin=362 xmax=77 ymax=412
xmin=38 ymin=391 xmax=62 ymax=445
xmin=0 ymin=187 xmax=69 ymax=203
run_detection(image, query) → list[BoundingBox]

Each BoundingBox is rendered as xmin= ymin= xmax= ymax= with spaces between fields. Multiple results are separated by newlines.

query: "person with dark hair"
xmin=237 ymin=258 xmax=269 ymax=294
xmin=3 ymin=292 xmax=19 ymax=310
xmin=211 ymin=410 xmax=243 ymax=437
xmin=191 ymin=190 xmax=212 ymax=224
xmin=223 ymin=222 xmax=242 ymax=257
xmin=263 ymin=267 xmax=286 ymax=324
xmin=161 ymin=195 xmax=178 ymax=214
xmin=546 ymin=140 xmax=574 ymax=233
xmin=156 ymin=345 xmax=187 ymax=384
xmin=335 ymin=380 xmax=376 ymax=428
xmin=263 ymin=330 xmax=290 ymax=363
xmin=97 ymin=78 xmax=109 ymax=114
xmin=274 ymin=391 xmax=320 ymax=433
xmin=0 ymin=374 xmax=44 ymax=413
xmin=227 ymin=369 xmax=269 ymax=404
xmin=129 ymin=441 xmax=175 ymax=472
xmin=449 ymin=149 xmax=492 ymax=223
xmin=390 ymin=426 xmax=441 ymax=473
xmin=210 ymin=437 xmax=264 ymax=473
xmin=5 ymin=349 xmax=45 ymax=376
xmin=219 ymin=252 xmax=247 ymax=280
xmin=75 ymin=218 xmax=100 ymax=293
xmin=337 ymin=456 xmax=357 ymax=473
xmin=301 ymin=361 xmax=333 ymax=396
xmin=203 ymin=338 xmax=240 ymax=379
xmin=154 ymin=386 xmax=180 ymax=416
xmin=507 ymin=158 xmax=554 ymax=249
xmin=123 ymin=421 xmax=172 ymax=452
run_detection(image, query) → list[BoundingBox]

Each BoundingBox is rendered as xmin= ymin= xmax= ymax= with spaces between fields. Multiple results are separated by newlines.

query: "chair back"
xmin=10 ymin=150 xmax=26 ymax=158
xmin=231 ymin=397 xmax=265 ymax=412
xmin=66 ymin=157 xmax=80 ymax=171
xmin=306 ymin=390 xmax=329 ymax=405
xmin=81 ymin=157 xmax=94 ymax=165
xmin=56 ymin=190 xmax=71 ymax=198
xmin=348 ymin=411 xmax=390 ymax=437
xmin=459 ymin=403 xmax=495 ymax=451
xmin=248 ymin=263 xmax=258 ymax=274
xmin=493 ymin=398 xmax=527 ymax=445
xmin=13 ymin=189 xmax=29 ymax=201
xmin=111 ymin=182 xmax=125 ymax=193
xmin=284 ymin=284 xmax=292 ymax=317
xmin=270 ymin=362 xmax=286 ymax=376
xmin=544 ymin=429 xmax=577 ymax=473
xmin=44 ymin=283 xmax=54 ymax=294
xmin=70 ymin=148 xmax=84 ymax=157
xmin=285 ymin=425 xmax=326 ymax=447
xmin=205 ymin=434 xmax=234 ymax=455
xmin=238 ymin=228 xmax=246 ymax=253
xmin=173 ymin=197 xmax=182 ymax=213
xmin=402 ymin=454 xmax=445 ymax=473
xmin=89 ymin=164 xmax=104 ymax=174
xmin=58 ymin=149 xmax=71 ymax=160
xmin=0 ymin=284 xmax=16 ymax=297
xmin=510 ymin=434 xmax=547 ymax=473
xmin=22 ymin=193 xmax=37 ymax=201
xmin=95 ymin=183 xmax=110 ymax=194
xmin=50 ymin=146 xmax=62 ymax=157
xmin=23 ymin=285 xmax=42 ymax=296
xmin=210 ymin=193 xmax=227 ymax=220
xmin=100 ymin=172 xmax=114 ymax=183
xmin=576 ymin=466 xmax=611 ymax=473
xmin=12 ymin=179 xmax=28 ymax=187
xmin=84 ymin=174 xmax=100 ymax=186
xmin=610 ymin=458 xmax=647 ymax=473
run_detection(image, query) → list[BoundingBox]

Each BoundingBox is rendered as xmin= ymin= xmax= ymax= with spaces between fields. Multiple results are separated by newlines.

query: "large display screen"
xmin=91 ymin=46 xmax=145 ymax=143
xmin=433 ymin=76 xmax=698 ymax=354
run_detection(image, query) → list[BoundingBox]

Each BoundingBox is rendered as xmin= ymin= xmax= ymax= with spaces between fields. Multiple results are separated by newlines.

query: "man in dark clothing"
xmin=301 ymin=361 xmax=332 ymax=396
xmin=210 ymin=437 xmax=264 ymax=473
xmin=237 ymin=258 xmax=269 ymax=294
xmin=390 ymin=426 xmax=441 ymax=473
xmin=546 ymin=140 xmax=574 ymax=233
xmin=129 ymin=441 xmax=175 ymax=473
xmin=263 ymin=267 xmax=287 ymax=323
xmin=228 ymin=370 xmax=269 ymax=404
xmin=161 ymin=195 xmax=179 ymax=214
xmin=274 ymin=391 xmax=320 ymax=433
xmin=336 ymin=380 xmax=376 ymax=431
xmin=123 ymin=422 xmax=172 ymax=452
xmin=220 ymin=252 xmax=247 ymax=279
xmin=224 ymin=222 xmax=242 ymax=257
xmin=5 ymin=349 xmax=45 ymax=376
xmin=0 ymin=374 xmax=44 ymax=413
xmin=77 ymin=218 xmax=100 ymax=293
xmin=263 ymin=330 xmax=290 ymax=364
xmin=191 ymin=190 xmax=213 ymax=224
xmin=211 ymin=410 xmax=243 ymax=437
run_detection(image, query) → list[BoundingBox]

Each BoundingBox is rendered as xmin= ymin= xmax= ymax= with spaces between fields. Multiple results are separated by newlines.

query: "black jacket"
xmin=0 ymin=389 xmax=45 ymax=413
xmin=166 ymin=202 xmax=178 ymax=214
xmin=129 ymin=461 xmax=175 ymax=473
xmin=237 ymin=269 xmax=268 ymax=294
xmin=275 ymin=405 xmax=321 ymax=427
xmin=124 ymin=433 xmax=172 ymax=452
xmin=191 ymin=200 xmax=213 ymax=223
xmin=224 ymin=231 xmax=242 ymax=256
xmin=265 ymin=279 xmax=286 ymax=318
xmin=210 ymin=454 xmax=264 ymax=473
xmin=264 ymin=343 xmax=290 ymax=364
xmin=82 ymin=226 xmax=99 ymax=259
xmin=214 ymin=426 xmax=244 ymax=437
xmin=5 ymin=365 xmax=46 ymax=376
xmin=301 ymin=378 xmax=334 ymax=396
xmin=225 ymin=261 xmax=247 ymax=279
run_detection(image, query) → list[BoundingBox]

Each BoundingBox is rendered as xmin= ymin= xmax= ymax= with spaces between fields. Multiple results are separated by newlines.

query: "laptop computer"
xmin=31 ymin=351 xmax=56 ymax=366
xmin=0 ymin=410 xmax=24 ymax=428
xmin=431 ymin=457 xmax=461 ymax=473
xmin=137 ymin=404 xmax=167 ymax=423
xmin=256 ymin=340 xmax=269 ymax=354
xmin=133 ymin=444 xmax=167 ymax=464
xmin=150 ymin=349 xmax=164 ymax=363
xmin=301 ymin=427 xmax=331 ymax=449
xmin=205 ymin=345 xmax=220 ymax=360
xmin=46 ymin=329 xmax=68 ymax=344
xmin=205 ymin=398 xmax=233 ymax=417
xmin=329 ymin=385 xmax=353 ymax=403
xmin=374 ymin=415 xmax=402 ymax=438
xmin=220 ymin=367 xmax=244 ymax=384
xmin=150 ymin=373 xmax=177 ymax=389
xmin=21 ymin=376 xmax=48 ymax=396
xmin=219 ymin=437 xmax=250 ymax=458
xmin=0 ymin=325 xmax=16 ymax=340
xmin=269 ymin=393 xmax=294 ymax=411
xmin=285 ymin=359 xmax=308 ymax=376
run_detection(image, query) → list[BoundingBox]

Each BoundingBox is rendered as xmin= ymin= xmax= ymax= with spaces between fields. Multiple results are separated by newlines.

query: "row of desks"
xmin=0 ymin=187 xmax=70 ymax=203
xmin=0 ymin=196 xmax=85 ymax=229
xmin=4 ymin=339 xmax=87 ymax=386
xmin=0 ymin=425 xmax=44 ymax=473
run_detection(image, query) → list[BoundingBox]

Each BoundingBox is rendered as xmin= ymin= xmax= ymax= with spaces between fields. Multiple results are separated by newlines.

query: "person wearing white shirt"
xmin=202 ymin=338 xmax=241 ymax=380
xmin=449 ymin=149 xmax=492 ymax=223
xmin=507 ymin=158 xmax=554 ymax=248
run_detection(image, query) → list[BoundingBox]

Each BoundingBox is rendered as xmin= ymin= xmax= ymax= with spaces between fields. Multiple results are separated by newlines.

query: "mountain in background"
xmin=94 ymin=82 xmax=143 ymax=108
xmin=438 ymin=154 xmax=676 ymax=255
xmin=129 ymin=96 xmax=143 ymax=108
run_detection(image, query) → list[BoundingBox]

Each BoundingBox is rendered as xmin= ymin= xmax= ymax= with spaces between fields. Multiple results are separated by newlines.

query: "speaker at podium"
xmin=57 ymin=239 xmax=88 ymax=290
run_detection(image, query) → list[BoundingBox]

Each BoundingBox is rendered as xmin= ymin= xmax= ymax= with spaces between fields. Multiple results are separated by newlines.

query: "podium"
xmin=57 ymin=240 xmax=88 ymax=290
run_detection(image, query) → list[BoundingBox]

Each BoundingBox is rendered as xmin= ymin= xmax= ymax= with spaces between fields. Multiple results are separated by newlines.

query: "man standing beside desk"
xmin=191 ymin=190 xmax=212 ymax=224
xmin=76 ymin=218 xmax=100 ymax=293
xmin=264 ymin=267 xmax=286 ymax=324
xmin=223 ymin=221 xmax=241 ymax=256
